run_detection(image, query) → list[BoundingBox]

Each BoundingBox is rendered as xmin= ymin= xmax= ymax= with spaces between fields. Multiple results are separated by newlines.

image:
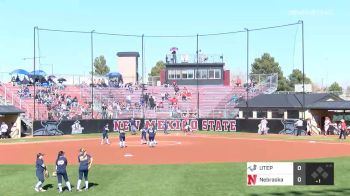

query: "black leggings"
xmin=339 ymin=130 xmax=347 ymax=139
xmin=78 ymin=170 xmax=88 ymax=181
xmin=57 ymin=172 xmax=69 ymax=184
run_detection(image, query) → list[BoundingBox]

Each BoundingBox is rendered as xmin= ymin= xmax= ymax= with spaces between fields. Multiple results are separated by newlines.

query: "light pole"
xmin=245 ymin=28 xmax=249 ymax=117
xmin=299 ymin=20 xmax=305 ymax=120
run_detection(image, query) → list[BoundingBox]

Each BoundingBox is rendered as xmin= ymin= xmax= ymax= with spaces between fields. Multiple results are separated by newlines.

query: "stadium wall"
xmin=33 ymin=119 xmax=306 ymax=136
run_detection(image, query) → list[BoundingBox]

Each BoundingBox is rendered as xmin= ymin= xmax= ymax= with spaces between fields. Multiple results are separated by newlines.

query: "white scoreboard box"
xmin=247 ymin=162 xmax=294 ymax=186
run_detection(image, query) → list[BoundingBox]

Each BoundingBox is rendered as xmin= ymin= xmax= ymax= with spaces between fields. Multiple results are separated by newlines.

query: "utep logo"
xmin=248 ymin=164 xmax=257 ymax=172
xmin=247 ymin=174 xmax=257 ymax=185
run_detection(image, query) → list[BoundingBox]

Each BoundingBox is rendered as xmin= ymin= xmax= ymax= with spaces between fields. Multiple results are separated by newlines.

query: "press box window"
xmin=168 ymin=70 xmax=175 ymax=79
xmin=196 ymin=69 xmax=208 ymax=79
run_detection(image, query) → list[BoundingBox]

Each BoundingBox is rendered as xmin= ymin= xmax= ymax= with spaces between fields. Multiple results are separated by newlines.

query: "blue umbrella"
xmin=106 ymin=72 xmax=122 ymax=78
xmin=29 ymin=70 xmax=47 ymax=76
xmin=9 ymin=69 xmax=29 ymax=75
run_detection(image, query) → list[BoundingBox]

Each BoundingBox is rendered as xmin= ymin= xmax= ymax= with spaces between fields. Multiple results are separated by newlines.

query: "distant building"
xmin=117 ymin=52 xmax=140 ymax=84
xmin=160 ymin=53 xmax=230 ymax=86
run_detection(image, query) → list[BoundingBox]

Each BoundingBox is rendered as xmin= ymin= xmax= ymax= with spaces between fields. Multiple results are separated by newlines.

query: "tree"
xmin=149 ymin=61 xmax=165 ymax=77
xmin=93 ymin=55 xmax=110 ymax=76
xmin=328 ymin=82 xmax=342 ymax=92
xmin=288 ymin=69 xmax=312 ymax=90
xmin=251 ymin=53 xmax=291 ymax=91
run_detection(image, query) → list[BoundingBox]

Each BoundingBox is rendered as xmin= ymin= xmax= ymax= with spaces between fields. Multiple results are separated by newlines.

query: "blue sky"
xmin=0 ymin=0 xmax=349 ymax=87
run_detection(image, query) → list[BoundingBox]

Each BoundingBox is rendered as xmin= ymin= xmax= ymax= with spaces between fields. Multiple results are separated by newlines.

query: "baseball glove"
xmin=52 ymin=171 xmax=57 ymax=177
xmin=44 ymin=170 xmax=49 ymax=178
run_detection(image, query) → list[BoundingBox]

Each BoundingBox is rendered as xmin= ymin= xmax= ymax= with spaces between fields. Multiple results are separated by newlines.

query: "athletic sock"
xmin=85 ymin=181 xmax=89 ymax=189
xmin=77 ymin=179 xmax=81 ymax=190
xmin=35 ymin=181 xmax=42 ymax=188
xmin=58 ymin=183 xmax=62 ymax=192
xmin=66 ymin=181 xmax=72 ymax=191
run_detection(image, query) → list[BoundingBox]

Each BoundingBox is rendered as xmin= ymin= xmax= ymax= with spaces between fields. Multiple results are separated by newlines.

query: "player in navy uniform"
xmin=148 ymin=125 xmax=156 ymax=147
xmin=34 ymin=153 xmax=47 ymax=192
xmin=55 ymin=151 xmax=72 ymax=193
xmin=140 ymin=125 xmax=148 ymax=144
xmin=129 ymin=118 xmax=137 ymax=135
xmin=184 ymin=119 xmax=192 ymax=135
xmin=77 ymin=148 xmax=93 ymax=192
xmin=163 ymin=120 xmax=169 ymax=134
xmin=101 ymin=123 xmax=110 ymax=144
xmin=119 ymin=128 xmax=127 ymax=148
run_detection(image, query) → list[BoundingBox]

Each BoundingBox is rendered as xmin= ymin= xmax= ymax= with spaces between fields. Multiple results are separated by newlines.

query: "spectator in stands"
xmin=149 ymin=96 xmax=156 ymax=110
xmin=174 ymin=85 xmax=180 ymax=94
xmin=11 ymin=76 xmax=16 ymax=86
xmin=144 ymin=93 xmax=149 ymax=108
xmin=1 ymin=122 xmax=8 ymax=139
xmin=126 ymin=95 xmax=131 ymax=105
xmin=235 ymin=77 xmax=241 ymax=87
xmin=101 ymin=103 xmax=107 ymax=119
xmin=164 ymin=92 xmax=170 ymax=100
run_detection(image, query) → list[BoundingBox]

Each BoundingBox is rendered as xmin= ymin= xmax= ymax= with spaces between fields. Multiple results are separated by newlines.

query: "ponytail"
xmin=56 ymin=151 xmax=64 ymax=165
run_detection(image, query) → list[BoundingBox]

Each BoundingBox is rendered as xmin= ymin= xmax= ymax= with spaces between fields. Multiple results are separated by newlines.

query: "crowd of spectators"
xmin=94 ymin=80 xmax=196 ymax=119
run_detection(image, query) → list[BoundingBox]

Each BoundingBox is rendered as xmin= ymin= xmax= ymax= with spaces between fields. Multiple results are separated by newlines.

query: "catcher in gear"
xmin=34 ymin=153 xmax=47 ymax=192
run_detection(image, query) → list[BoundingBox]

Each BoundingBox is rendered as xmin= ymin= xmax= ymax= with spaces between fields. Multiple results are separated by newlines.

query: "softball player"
xmin=148 ymin=125 xmax=156 ymax=147
xmin=101 ymin=123 xmax=110 ymax=144
xmin=184 ymin=120 xmax=192 ymax=135
xmin=119 ymin=128 xmax=127 ymax=148
xmin=55 ymin=151 xmax=72 ymax=193
xmin=129 ymin=118 xmax=137 ymax=135
xmin=140 ymin=125 xmax=148 ymax=144
xmin=34 ymin=153 xmax=47 ymax=192
xmin=77 ymin=148 xmax=93 ymax=192
xmin=163 ymin=120 xmax=169 ymax=134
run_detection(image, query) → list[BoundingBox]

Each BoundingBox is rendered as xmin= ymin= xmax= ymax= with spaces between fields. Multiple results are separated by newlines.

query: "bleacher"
xmin=0 ymin=72 xmax=278 ymax=121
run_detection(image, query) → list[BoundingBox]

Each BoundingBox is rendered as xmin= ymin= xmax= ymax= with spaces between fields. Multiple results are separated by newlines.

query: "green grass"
xmin=1 ymin=157 xmax=350 ymax=196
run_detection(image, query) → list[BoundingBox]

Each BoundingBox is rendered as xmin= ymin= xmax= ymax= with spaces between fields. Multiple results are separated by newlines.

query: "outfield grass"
xmin=0 ymin=157 xmax=349 ymax=196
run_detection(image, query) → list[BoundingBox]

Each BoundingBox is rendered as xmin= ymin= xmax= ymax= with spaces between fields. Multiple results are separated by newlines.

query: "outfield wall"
xmin=33 ymin=118 xmax=306 ymax=136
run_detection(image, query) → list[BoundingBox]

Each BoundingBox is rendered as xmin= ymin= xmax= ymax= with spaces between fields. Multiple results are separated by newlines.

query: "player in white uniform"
xmin=258 ymin=118 xmax=269 ymax=135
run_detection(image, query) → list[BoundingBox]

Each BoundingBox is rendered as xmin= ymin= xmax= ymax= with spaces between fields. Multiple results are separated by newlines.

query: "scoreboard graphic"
xmin=247 ymin=162 xmax=334 ymax=186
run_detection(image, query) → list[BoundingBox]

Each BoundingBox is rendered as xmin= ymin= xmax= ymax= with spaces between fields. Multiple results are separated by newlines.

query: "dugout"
xmin=160 ymin=53 xmax=230 ymax=86
xmin=0 ymin=105 xmax=24 ymax=138
xmin=236 ymin=93 xmax=350 ymax=134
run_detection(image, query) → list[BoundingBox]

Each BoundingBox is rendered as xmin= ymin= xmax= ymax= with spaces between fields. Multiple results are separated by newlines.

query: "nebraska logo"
xmin=247 ymin=174 xmax=257 ymax=185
